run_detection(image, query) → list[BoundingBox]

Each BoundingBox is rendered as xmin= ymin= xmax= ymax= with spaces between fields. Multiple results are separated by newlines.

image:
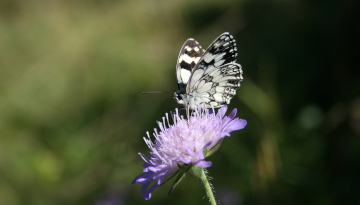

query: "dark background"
xmin=0 ymin=0 xmax=359 ymax=204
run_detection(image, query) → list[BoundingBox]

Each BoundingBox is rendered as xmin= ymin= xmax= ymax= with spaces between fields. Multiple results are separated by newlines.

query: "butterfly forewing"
xmin=186 ymin=32 xmax=238 ymax=92
xmin=176 ymin=39 xmax=205 ymax=92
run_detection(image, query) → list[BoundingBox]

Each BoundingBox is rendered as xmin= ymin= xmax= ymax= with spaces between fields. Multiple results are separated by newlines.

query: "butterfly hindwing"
xmin=187 ymin=32 xmax=238 ymax=92
xmin=190 ymin=63 xmax=243 ymax=107
xmin=176 ymin=39 xmax=205 ymax=92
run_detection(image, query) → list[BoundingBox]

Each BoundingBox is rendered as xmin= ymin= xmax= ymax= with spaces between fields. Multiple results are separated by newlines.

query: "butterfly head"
xmin=173 ymin=91 xmax=185 ymax=105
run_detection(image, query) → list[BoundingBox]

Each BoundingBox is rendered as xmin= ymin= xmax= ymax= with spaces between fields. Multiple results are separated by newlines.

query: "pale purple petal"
xmin=196 ymin=150 xmax=205 ymax=160
xmin=132 ymin=172 xmax=153 ymax=184
xmin=217 ymin=106 xmax=228 ymax=119
xmin=186 ymin=147 xmax=196 ymax=156
xmin=178 ymin=156 xmax=191 ymax=164
xmin=203 ymin=141 xmax=212 ymax=149
xmin=228 ymin=108 xmax=237 ymax=119
xmin=224 ymin=119 xmax=247 ymax=134
xmin=141 ymin=179 xmax=161 ymax=200
xmin=194 ymin=160 xmax=212 ymax=167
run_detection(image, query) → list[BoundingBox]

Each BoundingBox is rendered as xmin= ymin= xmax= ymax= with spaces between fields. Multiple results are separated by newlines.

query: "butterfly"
xmin=174 ymin=32 xmax=243 ymax=111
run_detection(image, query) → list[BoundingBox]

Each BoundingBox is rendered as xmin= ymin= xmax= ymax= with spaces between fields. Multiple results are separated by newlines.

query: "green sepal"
xmin=167 ymin=163 xmax=192 ymax=195
xmin=191 ymin=165 xmax=203 ymax=179
xmin=177 ymin=163 xmax=192 ymax=170
xmin=203 ymin=147 xmax=209 ymax=157
xmin=160 ymin=169 xmax=180 ymax=186
xmin=205 ymin=138 xmax=224 ymax=157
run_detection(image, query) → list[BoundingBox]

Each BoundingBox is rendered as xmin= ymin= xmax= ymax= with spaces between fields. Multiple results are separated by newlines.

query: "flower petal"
xmin=194 ymin=160 xmax=212 ymax=167
xmin=224 ymin=119 xmax=247 ymax=134
xmin=228 ymin=108 xmax=237 ymax=119
xmin=217 ymin=106 xmax=228 ymax=119
xmin=141 ymin=180 xmax=160 ymax=200
xmin=132 ymin=172 xmax=153 ymax=184
xmin=196 ymin=150 xmax=205 ymax=160
xmin=178 ymin=156 xmax=192 ymax=164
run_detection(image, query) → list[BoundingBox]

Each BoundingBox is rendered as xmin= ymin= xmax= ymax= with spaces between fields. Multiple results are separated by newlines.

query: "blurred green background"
xmin=0 ymin=0 xmax=359 ymax=204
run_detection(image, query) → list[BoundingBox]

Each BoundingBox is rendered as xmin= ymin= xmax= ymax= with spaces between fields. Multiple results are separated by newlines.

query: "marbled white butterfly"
xmin=174 ymin=32 xmax=243 ymax=111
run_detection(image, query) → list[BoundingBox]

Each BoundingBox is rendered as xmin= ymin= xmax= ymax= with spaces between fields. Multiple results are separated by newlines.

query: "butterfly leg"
xmin=185 ymin=103 xmax=190 ymax=124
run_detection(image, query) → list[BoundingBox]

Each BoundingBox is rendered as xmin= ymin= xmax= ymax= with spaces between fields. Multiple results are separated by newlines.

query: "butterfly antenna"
xmin=141 ymin=91 xmax=174 ymax=94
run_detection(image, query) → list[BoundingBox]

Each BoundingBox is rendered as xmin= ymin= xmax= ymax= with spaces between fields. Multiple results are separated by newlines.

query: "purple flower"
xmin=132 ymin=106 xmax=247 ymax=200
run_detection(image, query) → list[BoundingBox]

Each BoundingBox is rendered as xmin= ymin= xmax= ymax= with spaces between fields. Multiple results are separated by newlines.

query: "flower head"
xmin=132 ymin=106 xmax=247 ymax=200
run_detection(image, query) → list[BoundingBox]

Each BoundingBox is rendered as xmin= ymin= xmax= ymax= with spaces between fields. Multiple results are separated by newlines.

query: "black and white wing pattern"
xmin=174 ymin=32 xmax=243 ymax=110
xmin=176 ymin=39 xmax=205 ymax=93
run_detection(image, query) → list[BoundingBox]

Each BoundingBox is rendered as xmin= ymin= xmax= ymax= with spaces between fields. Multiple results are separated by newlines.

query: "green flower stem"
xmin=192 ymin=166 xmax=217 ymax=205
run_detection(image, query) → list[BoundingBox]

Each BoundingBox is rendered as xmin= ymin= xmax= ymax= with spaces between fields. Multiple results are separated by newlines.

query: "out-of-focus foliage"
xmin=0 ymin=0 xmax=359 ymax=204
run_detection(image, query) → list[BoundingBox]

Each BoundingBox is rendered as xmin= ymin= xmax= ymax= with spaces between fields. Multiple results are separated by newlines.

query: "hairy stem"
xmin=199 ymin=167 xmax=216 ymax=205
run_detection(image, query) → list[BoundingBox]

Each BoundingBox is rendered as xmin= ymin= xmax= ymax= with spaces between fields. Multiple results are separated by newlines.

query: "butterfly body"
xmin=174 ymin=32 xmax=243 ymax=110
